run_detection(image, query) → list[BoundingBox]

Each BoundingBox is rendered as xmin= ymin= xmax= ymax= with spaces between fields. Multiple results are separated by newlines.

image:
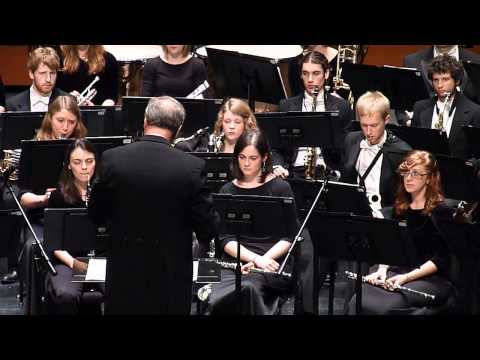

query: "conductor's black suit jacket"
xmin=89 ymin=135 xmax=219 ymax=314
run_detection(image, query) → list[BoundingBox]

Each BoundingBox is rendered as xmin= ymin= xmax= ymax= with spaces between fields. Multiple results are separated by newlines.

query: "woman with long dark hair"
xmin=205 ymin=129 xmax=297 ymax=315
xmin=44 ymin=139 xmax=103 ymax=314
xmin=347 ymin=150 xmax=454 ymax=314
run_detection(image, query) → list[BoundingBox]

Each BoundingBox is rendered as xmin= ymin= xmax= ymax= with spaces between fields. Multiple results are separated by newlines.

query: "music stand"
xmin=463 ymin=125 xmax=480 ymax=159
xmin=80 ymin=105 xmax=119 ymax=137
xmin=387 ymin=149 xmax=478 ymax=201
xmin=44 ymin=208 xmax=108 ymax=283
xmin=212 ymin=193 xmax=298 ymax=314
xmin=18 ymin=136 xmax=132 ymax=194
xmin=463 ymin=61 xmax=480 ymax=103
xmin=342 ymin=63 xmax=429 ymax=111
xmin=188 ymin=152 xmax=233 ymax=193
xmin=0 ymin=111 xmax=45 ymax=150
xmin=122 ymin=96 xmax=223 ymax=136
xmin=205 ymin=47 xmax=288 ymax=109
xmin=309 ymin=212 xmax=418 ymax=315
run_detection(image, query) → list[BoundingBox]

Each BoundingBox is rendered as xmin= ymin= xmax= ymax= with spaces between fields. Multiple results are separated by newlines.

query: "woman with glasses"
xmin=346 ymin=150 xmax=454 ymax=315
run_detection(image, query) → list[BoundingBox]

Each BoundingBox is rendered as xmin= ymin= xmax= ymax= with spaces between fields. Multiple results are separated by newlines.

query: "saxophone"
xmin=0 ymin=149 xmax=21 ymax=182
xmin=304 ymin=86 xmax=319 ymax=180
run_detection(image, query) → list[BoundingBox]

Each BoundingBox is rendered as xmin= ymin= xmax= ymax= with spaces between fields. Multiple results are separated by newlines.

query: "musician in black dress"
xmin=174 ymin=97 xmax=257 ymax=153
xmin=57 ymin=45 xmax=119 ymax=106
xmin=205 ymin=129 xmax=295 ymax=315
xmin=142 ymin=45 xmax=207 ymax=98
xmin=44 ymin=139 xmax=104 ymax=314
xmin=347 ymin=150 xmax=454 ymax=315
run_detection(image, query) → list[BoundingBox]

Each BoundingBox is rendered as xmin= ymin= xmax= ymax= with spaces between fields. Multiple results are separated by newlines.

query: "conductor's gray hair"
xmin=145 ymin=96 xmax=185 ymax=133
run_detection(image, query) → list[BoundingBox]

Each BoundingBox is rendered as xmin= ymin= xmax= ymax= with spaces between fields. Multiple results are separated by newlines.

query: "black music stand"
xmin=387 ymin=149 xmax=478 ymax=201
xmin=44 ymin=208 xmax=108 ymax=282
xmin=122 ymin=96 xmax=222 ymax=136
xmin=463 ymin=125 xmax=480 ymax=159
xmin=189 ymin=152 xmax=233 ymax=193
xmin=205 ymin=47 xmax=288 ymax=110
xmin=0 ymin=111 xmax=45 ymax=149
xmin=349 ymin=122 xmax=451 ymax=157
xmin=463 ymin=61 xmax=480 ymax=104
xmin=79 ymin=106 xmax=119 ymax=137
xmin=341 ymin=63 xmax=429 ymax=111
xmin=212 ymin=194 xmax=298 ymax=314
xmin=18 ymin=136 xmax=132 ymax=194
xmin=309 ymin=212 xmax=418 ymax=315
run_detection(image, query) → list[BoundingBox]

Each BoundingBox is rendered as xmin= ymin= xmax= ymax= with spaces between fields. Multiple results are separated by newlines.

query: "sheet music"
xmin=186 ymin=80 xmax=209 ymax=99
xmin=383 ymin=64 xmax=417 ymax=71
xmin=85 ymin=258 xmax=107 ymax=281
xmin=193 ymin=260 xmax=199 ymax=282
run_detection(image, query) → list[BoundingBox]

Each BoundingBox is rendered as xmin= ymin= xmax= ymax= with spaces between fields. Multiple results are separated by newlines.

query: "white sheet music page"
xmin=193 ymin=260 xmax=199 ymax=281
xmin=85 ymin=258 xmax=107 ymax=281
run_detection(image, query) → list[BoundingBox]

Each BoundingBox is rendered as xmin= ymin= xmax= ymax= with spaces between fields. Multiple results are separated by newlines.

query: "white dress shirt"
xmin=431 ymin=95 xmax=456 ymax=137
xmin=29 ymin=86 xmax=51 ymax=112
xmin=356 ymin=130 xmax=387 ymax=217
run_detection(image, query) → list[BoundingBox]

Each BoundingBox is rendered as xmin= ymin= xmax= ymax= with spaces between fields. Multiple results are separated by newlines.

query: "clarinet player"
xmin=346 ymin=150 xmax=455 ymax=315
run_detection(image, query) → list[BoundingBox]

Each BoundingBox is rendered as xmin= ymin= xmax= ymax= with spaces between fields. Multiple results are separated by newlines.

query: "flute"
xmin=218 ymin=260 xmax=292 ymax=279
xmin=345 ymin=271 xmax=436 ymax=301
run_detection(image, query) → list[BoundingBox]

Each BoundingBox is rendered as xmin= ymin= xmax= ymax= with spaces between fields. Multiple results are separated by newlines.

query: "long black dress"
xmin=347 ymin=204 xmax=454 ymax=315
xmin=206 ymin=177 xmax=296 ymax=315
xmin=44 ymin=189 xmax=104 ymax=314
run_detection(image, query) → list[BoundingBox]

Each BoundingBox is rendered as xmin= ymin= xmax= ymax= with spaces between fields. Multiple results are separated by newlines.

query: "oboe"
xmin=345 ymin=271 xmax=435 ymax=301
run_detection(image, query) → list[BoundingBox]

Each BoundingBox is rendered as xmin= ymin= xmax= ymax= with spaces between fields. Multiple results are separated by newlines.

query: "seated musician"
xmin=174 ymin=97 xmax=258 ymax=153
xmin=6 ymin=47 xmax=68 ymax=112
xmin=57 ymin=45 xmax=119 ymax=106
xmin=142 ymin=45 xmax=208 ymax=98
xmin=44 ymin=139 xmax=104 ymax=314
xmin=205 ymin=129 xmax=295 ymax=315
xmin=341 ymin=91 xmax=412 ymax=217
xmin=346 ymin=150 xmax=454 ymax=315
xmin=273 ymin=51 xmax=354 ymax=179
xmin=1 ymin=96 xmax=86 ymax=285
xmin=411 ymin=54 xmax=480 ymax=160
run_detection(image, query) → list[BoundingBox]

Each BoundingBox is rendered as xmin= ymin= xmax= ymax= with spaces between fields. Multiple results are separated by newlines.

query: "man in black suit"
xmin=88 ymin=96 xmax=219 ymax=314
xmin=341 ymin=91 xmax=411 ymax=215
xmin=404 ymin=45 xmax=480 ymax=104
xmin=6 ymin=47 xmax=67 ymax=112
xmin=411 ymin=54 xmax=480 ymax=160
xmin=273 ymin=51 xmax=354 ymax=179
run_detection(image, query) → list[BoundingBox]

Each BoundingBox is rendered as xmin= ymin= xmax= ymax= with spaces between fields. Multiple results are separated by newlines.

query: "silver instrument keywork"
xmin=345 ymin=271 xmax=436 ymax=301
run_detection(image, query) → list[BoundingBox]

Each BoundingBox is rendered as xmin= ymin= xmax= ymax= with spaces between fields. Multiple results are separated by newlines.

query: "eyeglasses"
xmin=398 ymin=171 xmax=429 ymax=179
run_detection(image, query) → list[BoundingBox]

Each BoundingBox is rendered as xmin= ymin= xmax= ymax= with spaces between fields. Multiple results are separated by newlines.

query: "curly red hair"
xmin=394 ymin=150 xmax=444 ymax=216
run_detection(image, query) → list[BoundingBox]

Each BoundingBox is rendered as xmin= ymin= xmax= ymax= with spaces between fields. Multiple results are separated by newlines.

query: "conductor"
xmin=88 ymin=96 xmax=219 ymax=314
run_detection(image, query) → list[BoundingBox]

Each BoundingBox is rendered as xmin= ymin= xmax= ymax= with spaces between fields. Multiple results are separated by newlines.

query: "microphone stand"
xmin=1 ymin=170 xmax=57 ymax=276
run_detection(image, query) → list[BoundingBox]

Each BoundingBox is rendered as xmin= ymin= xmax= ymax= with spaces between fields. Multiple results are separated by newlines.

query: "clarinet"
xmin=345 ymin=271 xmax=436 ymax=301
xmin=218 ymin=260 xmax=292 ymax=279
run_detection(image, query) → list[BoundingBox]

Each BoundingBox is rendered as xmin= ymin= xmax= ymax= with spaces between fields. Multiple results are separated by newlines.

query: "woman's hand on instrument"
xmin=241 ymin=262 xmax=255 ymax=274
xmin=70 ymin=90 xmax=94 ymax=106
xmin=43 ymin=187 xmax=57 ymax=205
xmin=384 ymin=274 xmax=409 ymax=291
xmin=254 ymin=256 xmax=279 ymax=272
xmin=365 ymin=268 xmax=387 ymax=286
xmin=273 ymin=166 xmax=289 ymax=179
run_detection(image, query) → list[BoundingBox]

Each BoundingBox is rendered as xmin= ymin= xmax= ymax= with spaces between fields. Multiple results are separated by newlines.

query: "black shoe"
xmin=1 ymin=270 xmax=18 ymax=284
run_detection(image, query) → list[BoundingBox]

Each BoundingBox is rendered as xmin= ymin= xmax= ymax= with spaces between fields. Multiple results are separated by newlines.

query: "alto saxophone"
xmin=305 ymin=86 xmax=319 ymax=180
